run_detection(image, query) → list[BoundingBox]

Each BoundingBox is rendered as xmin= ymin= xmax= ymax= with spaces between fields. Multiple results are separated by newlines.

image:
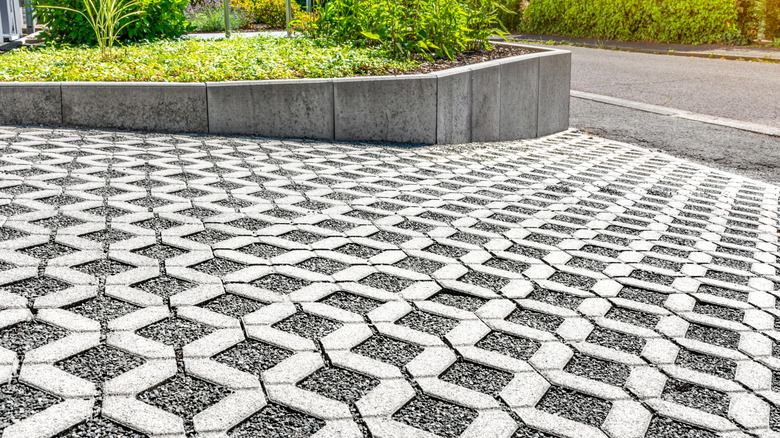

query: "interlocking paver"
xmin=3 ymin=127 xmax=780 ymax=437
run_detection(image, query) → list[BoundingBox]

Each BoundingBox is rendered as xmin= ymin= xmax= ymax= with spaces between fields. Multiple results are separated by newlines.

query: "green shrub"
xmin=767 ymin=0 xmax=780 ymax=39
xmin=519 ymin=0 xmax=760 ymax=44
xmin=305 ymin=0 xmax=508 ymax=60
xmin=235 ymin=0 xmax=303 ymax=27
xmin=186 ymin=0 xmax=247 ymax=32
xmin=32 ymin=0 xmax=191 ymax=45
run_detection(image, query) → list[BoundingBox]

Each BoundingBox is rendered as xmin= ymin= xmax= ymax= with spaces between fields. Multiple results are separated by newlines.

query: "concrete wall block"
xmin=499 ymin=56 xmax=540 ymax=141
xmin=435 ymin=68 xmax=472 ymax=145
xmin=470 ymin=61 xmax=501 ymax=143
xmin=334 ymin=75 xmax=437 ymax=144
xmin=0 ymin=83 xmax=62 ymax=127
xmin=61 ymin=83 xmax=208 ymax=133
xmin=207 ymin=79 xmax=334 ymax=140
xmin=537 ymin=51 xmax=572 ymax=137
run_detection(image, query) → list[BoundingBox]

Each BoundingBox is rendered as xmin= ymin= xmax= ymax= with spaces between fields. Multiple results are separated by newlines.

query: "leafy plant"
xmin=518 ymin=0 xmax=762 ymax=45
xmin=234 ymin=0 xmax=304 ymax=27
xmin=304 ymin=0 xmax=509 ymax=60
xmin=187 ymin=0 xmax=246 ymax=31
xmin=32 ymin=0 xmax=191 ymax=47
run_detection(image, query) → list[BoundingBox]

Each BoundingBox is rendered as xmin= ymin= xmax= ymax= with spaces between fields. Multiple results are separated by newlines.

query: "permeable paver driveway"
xmin=0 ymin=127 xmax=777 ymax=438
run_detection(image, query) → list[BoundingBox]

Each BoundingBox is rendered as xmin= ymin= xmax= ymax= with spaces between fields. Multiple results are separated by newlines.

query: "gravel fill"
xmin=418 ymin=211 xmax=458 ymax=224
xmin=628 ymin=269 xmax=675 ymax=286
xmin=138 ymin=371 xmax=232 ymax=434
xmin=344 ymin=209 xmax=385 ymax=221
xmin=56 ymin=345 xmax=144 ymax=383
xmin=253 ymin=274 xmax=310 ymax=294
xmin=476 ymin=331 xmax=540 ymax=360
xmin=42 ymin=194 xmax=85 ymax=207
xmin=226 ymin=217 xmax=270 ymax=231
xmin=697 ymin=284 xmax=748 ymax=302
xmin=715 ymin=245 xmax=752 ymax=258
xmin=238 ymin=243 xmax=287 ymax=259
xmin=0 ymin=227 xmax=28 ymax=241
xmin=535 ymin=386 xmax=611 ymax=427
xmin=512 ymin=423 xmax=559 ymax=438
xmin=314 ymin=219 xmax=353 ymax=232
xmin=295 ymin=257 xmax=348 ymax=275
xmin=547 ymin=272 xmax=596 ymax=290
xmin=68 ymin=295 xmax=140 ymax=323
xmin=393 ymin=257 xmax=444 ymax=275
xmin=586 ymin=327 xmax=645 ymax=355
xmin=0 ymin=203 xmax=34 ymax=218
xmin=202 ymin=293 xmax=264 ymax=319
xmin=692 ymin=302 xmax=744 ymax=322
xmin=397 ymin=310 xmax=458 ymax=337
xmin=213 ymin=340 xmax=293 ymax=375
xmin=279 ymin=230 xmax=322 ymax=244
xmin=133 ymin=244 xmax=186 ymax=260
xmin=334 ymin=244 xmax=381 ymax=259
xmin=563 ymin=353 xmax=630 ymax=386
xmin=483 ymin=257 xmax=530 ymax=273
xmin=392 ymin=394 xmax=478 ymax=438
xmin=704 ymin=270 xmax=749 ymax=285
xmin=134 ymin=275 xmax=193 ymax=298
xmin=394 ymin=219 xmax=436 ymax=233
xmin=640 ymin=256 xmax=683 ymax=272
xmin=676 ymin=348 xmax=737 ymax=379
xmin=448 ymin=232 xmax=489 ymax=246
xmin=20 ymin=242 xmax=78 ymax=260
xmin=297 ymin=366 xmax=379 ymax=403
xmin=645 ymin=416 xmax=718 ymax=438
xmin=458 ymin=271 xmax=510 ymax=291
xmin=685 ymin=323 xmax=740 ymax=349
xmin=650 ymin=245 xmax=691 ymax=258
xmin=0 ymin=382 xmax=61 ymax=429
xmin=661 ymin=379 xmax=730 ymax=417
xmin=424 ymin=243 xmax=469 ymax=259
xmin=507 ymin=308 xmax=564 ymax=333
xmin=83 ymin=205 xmax=130 ymax=218
xmin=0 ymin=320 xmax=67 ymax=358
xmin=616 ymin=286 xmax=667 ymax=306
xmin=359 ymin=272 xmax=413 ymax=293
xmin=133 ymin=216 xmax=180 ymax=230
xmin=228 ymin=403 xmax=325 ymax=438
xmin=1 ymin=275 xmax=71 ymax=301
xmin=565 ymin=257 xmax=607 ymax=272
xmin=490 ymin=213 xmax=525 ymax=224
xmin=72 ymin=259 xmax=134 ymax=277
xmin=527 ymin=287 xmax=584 ymax=310
xmin=439 ymin=360 xmax=513 ymax=395
xmin=54 ymin=416 xmax=146 ymax=438
xmin=178 ymin=207 xmax=220 ymax=219
xmin=540 ymin=223 xmax=576 ymax=235
xmin=319 ymin=291 xmax=382 ymax=315
xmin=272 ymin=312 xmax=342 ymax=340
xmin=429 ymin=290 xmax=487 ymax=312
xmin=186 ymin=229 xmax=233 ymax=245
xmin=524 ymin=233 xmax=563 ymax=247
xmin=506 ymin=244 xmax=549 ymax=260
xmin=605 ymin=306 xmax=660 ymax=329
xmin=594 ymin=234 xmax=630 ymax=246
xmin=710 ymin=256 xmax=751 ymax=271
xmin=129 ymin=195 xmax=171 ymax=209
xmin=351 ymin=335 xmax=423 ymax=367
xmin=137 ymin=317 xmax=214 ymax=348
xmin=192 ymin=258 xmax=246 ymax=277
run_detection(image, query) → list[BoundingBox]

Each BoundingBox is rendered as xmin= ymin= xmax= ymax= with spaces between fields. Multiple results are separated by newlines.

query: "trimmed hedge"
xmin=519 ymin=0 xmax=760 ymax=44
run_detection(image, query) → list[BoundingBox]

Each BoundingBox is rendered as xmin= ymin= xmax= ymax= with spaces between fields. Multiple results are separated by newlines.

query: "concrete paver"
xmin=0 ymin=127 xmax=779 ymax=437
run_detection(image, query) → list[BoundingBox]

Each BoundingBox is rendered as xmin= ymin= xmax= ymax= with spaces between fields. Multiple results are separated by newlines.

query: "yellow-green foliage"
xmin=0 ymin=35 xmax=415 ymax=82
xmin=520 ymin=0 xmax=760 ymax=44
xmin=234 ymin=0 xmax=304 ymax=27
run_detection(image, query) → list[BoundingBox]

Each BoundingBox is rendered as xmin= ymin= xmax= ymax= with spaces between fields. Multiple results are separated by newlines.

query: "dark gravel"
xmin=133 ymin=216 xmax=180 ymax=231
xmin=192 ymin=258 xmax=246 ymax=277
xmin=565 ymin=257 xmax=607 ymax=272
xmin=202 ymin=293 xmax=264 ymax=319
xmin=213 ymin=340 xmax=293 ymax=375
xmin=675 ymin=348 xmax=737 ymax=380
xmin=137 ymin=317 xmax=214 ymax=348
xmin=272 ymin=312 xmax=342 ymax=340
xmin=640 ymin=257 xmax=683 ymax=272
xmin=507 ymin=308 xmax=564 ymax=333
xmin=295 ymin=257 xmax=348 ymax=275
xmin=536 ymin=386 xmax=612 ymax=427
xmin=429 ymin=289 xmax=487 ymax=312
xmin=527 ymin=287 xmax=584 ymax=310
xmin=616 ymin=286 xmax=667 ymax=306
xmin=1 ymin=276 xmax=71 ymax=302
xmin=319 ymin=291 xmax=382 ymax=315
xmin=253 ymin=274 xmax=310 ymax=294
xmin=704 ymin=270 xmax=749 ymax=286
xmin=0 ymin=382 xmax=61 ymax=429
xmin=392 ymin=394 xmax=478 ymax=438
xmin=458 ymin=271 xmax=510 ymax=291
xmin=54 ymin=416 xmax=146 ymax=438
xmin=228 ymin=403 xmax=325 ymax=438
xmin=56 ymin=345 xmax=145 ymax=383
xmin=645 ymin=416 xmax=718 ymax=438
xmin=661 ymin=379 xmax=730 ymax=417
xmin=238 ymin=243 xmax=287 ymax=259
xmin=334 ymin=244 xmax=381 ymax=259
xmin=132 ymin=244 xmax=186 ymax=260
xmin=72 ymin=259 xmax=134 ymax=277
xmin=359 ymin=273 xmax=413 ymax=293
xmin=605 ymin=306 xmax=660 ymax=329
xmin=393 ymin=257 xmax=444 ymax=275
xmin=423 ymin=243 xmax=469 ymax=259
xmin=134 ymin=275 xmax=193 ymax=298
xmin=649 ymin=245 xmax=691 ymax=259
xmin=352 ymin=335 xmax=423 ymax=367
xmin=297 ymin=366 xmax=379 ymax=403
xmin=628 ymin=270 xmax=675 ymax=286
xmin=564 ymin=353 xmax=630 ymax=386
xmin=186 ymin=229 xmax=233 ymax=245
xmin=68 ymin=294 xmax=140 ymax=324
xmin=226 ymin=217 xmax=271 ymax=231
xmin=20 ymin=242 xmax=77 ymax=260
xmin=440 ymin=360 xmax=514 ymax=396
xmin=692 ymin=302 xmax=744 ymax=322
xmin=594 ymin=234 xmax=630 ymax=246
xmin=476 ymin=331 xmax=540 ymax=361
xmin=397 ymin=310 xmax=458 ymax=337
xmin=0 ymin=321 xmax=67 ymax=358
xmin=685 ymin=323 xmax=740 ymax=349
xmin=586 ymin=327 xmax=645 ymax=355
xmin=512 ymin=423 xmax=559 ymax=438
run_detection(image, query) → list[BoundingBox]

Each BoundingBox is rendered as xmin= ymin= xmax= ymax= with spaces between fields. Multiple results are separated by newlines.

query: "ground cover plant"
xmin=0 ymin=35 xmax=415 ymax=81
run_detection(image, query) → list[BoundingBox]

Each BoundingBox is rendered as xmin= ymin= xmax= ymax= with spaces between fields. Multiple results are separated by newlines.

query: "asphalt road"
xmin=528 ymin=44 xmax=780 ymax=184
xmin=553 ymin=45 xmax=780 ymax=128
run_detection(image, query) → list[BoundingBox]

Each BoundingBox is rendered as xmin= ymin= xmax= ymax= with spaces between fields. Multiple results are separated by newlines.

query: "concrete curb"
xmin=571 ymin=90 xmax=780 ymax=138
xmin=0 ymin=44 xmax=571 ymax=145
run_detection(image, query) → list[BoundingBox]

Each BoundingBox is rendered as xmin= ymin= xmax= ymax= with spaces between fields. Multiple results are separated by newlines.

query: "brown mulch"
xmin=388 ymin=44 xmax=538 ymax=75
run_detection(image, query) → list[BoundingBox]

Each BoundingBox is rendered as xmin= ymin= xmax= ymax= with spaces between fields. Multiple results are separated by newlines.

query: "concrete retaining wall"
xmin=1 ymin=44 xmax=571 ymax=144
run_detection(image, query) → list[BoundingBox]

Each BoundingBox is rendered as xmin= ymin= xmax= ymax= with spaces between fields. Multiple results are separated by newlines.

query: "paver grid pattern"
xmin=0 ymin=126 xmax=779 ymax=438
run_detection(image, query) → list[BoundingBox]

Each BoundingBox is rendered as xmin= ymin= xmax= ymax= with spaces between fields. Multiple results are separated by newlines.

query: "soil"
xmin=389 ymin=44 xmax=538 ymax=75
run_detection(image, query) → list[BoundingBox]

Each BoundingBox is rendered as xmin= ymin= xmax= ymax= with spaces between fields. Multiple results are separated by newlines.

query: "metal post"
xmin=285 ymin=0 xmax=292 ymax=36
xmin=224 ymin=0 xmax=230 ymax=38
xmin=306 ymin=0 xmax=310 ymax=13
xmin=25 ymin=3 xmax=34 ymax=34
